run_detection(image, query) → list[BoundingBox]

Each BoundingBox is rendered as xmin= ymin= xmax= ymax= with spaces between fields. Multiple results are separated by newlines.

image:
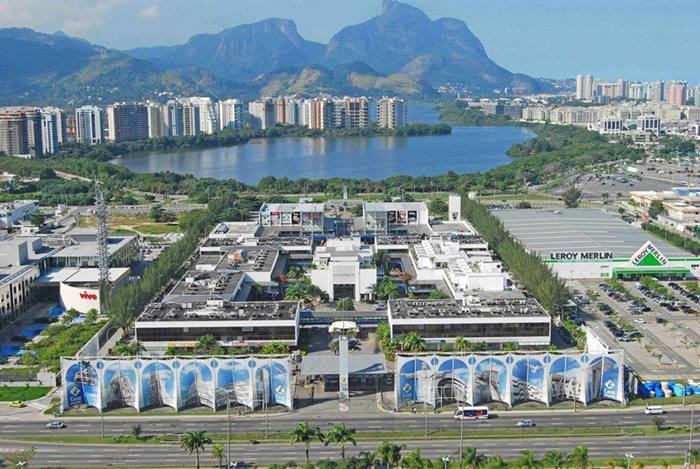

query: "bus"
xmin=453 ymin=406 xmax=489 ymax=420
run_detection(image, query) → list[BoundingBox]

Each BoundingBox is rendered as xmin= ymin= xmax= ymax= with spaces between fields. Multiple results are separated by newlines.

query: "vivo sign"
xmin=79 ymin=292 xmax=98 ymax=300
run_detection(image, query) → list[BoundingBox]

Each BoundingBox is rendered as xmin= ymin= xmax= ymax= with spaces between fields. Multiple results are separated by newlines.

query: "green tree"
xmin=336 ymin=298 xmax=355 ymax=311
xmin=2 ymin=446 xmax=37 ymax=467
xmin=482 ymin=456 xmax=508 ymax=469
xmin=543 ymin=450 xmax=567 ymax=469
xmin=260 ymin=341 xmax=291 ymax=355
xmin=401 ymin=448 xmax=429 ymax=469
xmin=285 ymin=284 xmax=308 ymax=301
xmin=568 ymin=446 xmax=589 ymax=469
xmin=454 ymin=336 xmax=473 ymax=353
xmin=648 ymin=200 xmax=665 ymax=219
xmin=651 ymin=415 xmax=665 ymax=430
xmin=399 ymin=332 xmax=426 ymax=352
xmin=211 ymin=443 xmax=225 ymax=469
xmin=427 ymin=290 xmax=450 ymax=299
xmin=562 ymin=187 xmax=582 ymax=208
xmin=130 ymin=424 xmax=143 ymax=440
xmin=287 ymin=265 xmax=307 ymax=280
xmin=376 ymin=442 xmax=405 ymax=469
xmin=289 ymin=422 xmax=325 ymax=464
xmin=84 ymin=309 xmax=98 ymax=324
xmin=463 ymin=446 xmax=486 ymax=469
xmin=196 ymin=334 xmax=219 ymax=354
xmin=516 ymin=451 xmax=542 ymax=469
xmin=179 ymin=431 xmax=212 ymax=469
xmin=688 ymin=448 xmax=699 ymax=469
xmin=324 ymin=424 xmax=357 ymax=460
xmin=359 ymin=451 xmax=379 ymax=469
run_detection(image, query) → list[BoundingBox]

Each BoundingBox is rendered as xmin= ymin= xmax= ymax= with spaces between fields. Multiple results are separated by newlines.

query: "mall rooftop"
xmin=388 ymin=292 xmax=547 ymax=320
xmin=138 ymin=300 xmax=298 ymax=322
xmin=493 ymin=208 xmax=689 ymax=259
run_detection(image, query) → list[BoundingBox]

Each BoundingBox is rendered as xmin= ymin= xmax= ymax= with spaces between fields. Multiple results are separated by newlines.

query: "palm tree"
xmin=635 ymin=462 xmax=645 ymax=469
xmin=289 ymin=422 xmax=325 ymax=464
xmin=516 ymin=451 xmax=542 ymax=469
xmin=401 ymin=332 xmax=426 ymax=352
xmin=359 ymin=450 xmax=379 ymax=469
xmin=482 ymin=456 xmax=508 ymax=469
xmin=690 ymin=449 xmax=700 ymax=469
xmin=129 ymin=340 xmax=146 ymax=355
xmin=211 ymin=443 xmax=225 ymax=469
xmin=401 ymin=448 xmax=426 ymax=469
xmin=659 ymin=460 xmax=670 ymax=469
xmin=543 ymin=451 xmax=567 ymax=469
xmin=454 ymin=336 xmax=472 ymax=353
xmin=287 ymin=265 xmax=306 ymax=280
xmin=376 ymin=442 xmax=405 ymax=469
xmin=568 ymin=446 xmax=589 ymax=469
xmin=180 ymin=431 xmax=213 ymax=469
xmin=324 ymin=424 xmax=357 ymax=459
xmin=374 ymin=250 xmax=391 ymax=272
xmin=285 ymin=283 xmax=308 ymax=301
xmin=463 ymin=446 xmax=485 ymax=469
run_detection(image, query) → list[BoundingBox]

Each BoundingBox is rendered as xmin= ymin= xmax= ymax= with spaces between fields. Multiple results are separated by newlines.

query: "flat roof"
xmin=493 ymin=208 xmax=689 ymax=259
xmin=138 ymin=301 xmax=298 ymax=322
xmin=50 ymin=236 xmax=136 ymax=258
xmin=37 ymin=267 xmax=130 ymax=285
xmin=389 ymin=294 xmax=547 ymax=320
xmin=364 ymin=202 xmax=427 ymax=212
xmin=261 ymin=202 xmax=325 ymax=213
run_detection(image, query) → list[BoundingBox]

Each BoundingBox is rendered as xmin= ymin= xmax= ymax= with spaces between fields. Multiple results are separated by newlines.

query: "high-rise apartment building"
xmin=0 ymin=107 xmax=43 ymax=158
xmin=146 ymin=103 xmax=165 ymax=138
xmin=248 ymin=99 xmax=276 ymax=130
xmin=217 ymin=99 xmax=243 ymax=130
xmin=337 ymin=97 xmax=370 ymax=128
xmin=583 ymin=74 xmax=594 ymax=100
xmin=376 ymin=97 xmax=407 ymax=129
xmin=668 ymin=81 xmax=687 ymax=106
xmin=650 ymin=80 xmax=665 ymax=102
xmin=695 ymin=85 xmax=700 ymax=106
xmin=163 ymin=101 xmax=184 ymax=137
xmin=40 ymin=107 xmax=66 ymax=155
xmin=575 ymin=75 xmax=584 ymax=100
xmin=75 ymin=106 xmax=104 ymax=145
xmin=304 ymin=97 xmax=335 ymax=130
xmin=106 ymin=103 xmax=149 ymax=143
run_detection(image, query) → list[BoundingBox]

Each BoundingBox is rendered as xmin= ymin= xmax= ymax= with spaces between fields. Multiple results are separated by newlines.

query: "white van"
xmin=644 ymin=405 xmax=664 ymax=415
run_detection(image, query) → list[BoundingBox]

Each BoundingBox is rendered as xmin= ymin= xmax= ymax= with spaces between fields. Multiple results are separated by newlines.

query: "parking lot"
xmin=570 ymin=279 xmax=700 ymax=379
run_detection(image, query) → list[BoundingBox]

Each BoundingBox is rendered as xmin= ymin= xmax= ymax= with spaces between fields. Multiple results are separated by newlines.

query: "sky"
xmin=1 ymin=0 xmax=698 ymax=83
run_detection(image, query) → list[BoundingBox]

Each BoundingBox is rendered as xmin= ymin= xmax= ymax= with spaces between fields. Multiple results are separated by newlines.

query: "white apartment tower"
xmin=40 ymin=107 xmax=65 ymax=155
xmin=75 ymin=106 xmax=104 ymax=145
xmin=217 ymin=99 xmax=243 ymax=130
xmin=376 ymin=97 xmax=407 ymax=129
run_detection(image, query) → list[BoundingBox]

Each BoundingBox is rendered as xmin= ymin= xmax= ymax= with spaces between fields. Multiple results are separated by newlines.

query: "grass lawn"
xmin=0 ymin=367 xmax=39 ymax=381
xmin=133 ymin=223 xmax=181 ymax=235
xmin=0 ymin=385 xmax=51 ymax=401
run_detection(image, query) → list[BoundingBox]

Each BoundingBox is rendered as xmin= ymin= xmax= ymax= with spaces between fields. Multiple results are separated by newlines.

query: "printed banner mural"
xmin=61 ymin=356 xmax=293 ymax=412
xmin=395 ymin=352 xmax=624 ymax=408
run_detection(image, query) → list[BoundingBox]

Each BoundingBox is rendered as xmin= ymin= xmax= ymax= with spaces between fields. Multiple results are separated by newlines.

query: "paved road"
xmin=3 ymin=407 xmax=696 ymax=438
xmin=1 ymin=434 xmax=697 ymax=467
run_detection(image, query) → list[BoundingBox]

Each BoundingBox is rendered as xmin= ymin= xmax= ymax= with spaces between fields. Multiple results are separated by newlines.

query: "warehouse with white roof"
xmin=494 ymin=208 xmax=700 ymax=280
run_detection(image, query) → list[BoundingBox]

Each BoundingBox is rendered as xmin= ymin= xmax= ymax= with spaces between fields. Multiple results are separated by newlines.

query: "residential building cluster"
xmin=0 ymin=95 xmax=407 ymax=158
xmin=575 ymin=74 xmax=699 ymax=106
xmin=247 ymin=96 xmax=406 ymax=130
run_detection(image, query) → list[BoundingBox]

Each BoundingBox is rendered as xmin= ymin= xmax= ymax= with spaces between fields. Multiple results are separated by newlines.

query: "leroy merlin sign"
xmin=630 ymin=241 xmax=668 ymax=267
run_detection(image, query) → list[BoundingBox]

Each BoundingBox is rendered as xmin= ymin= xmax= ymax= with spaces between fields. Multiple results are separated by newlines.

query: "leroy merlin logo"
xmin=631 ymin=242 xmax=668 ymax=267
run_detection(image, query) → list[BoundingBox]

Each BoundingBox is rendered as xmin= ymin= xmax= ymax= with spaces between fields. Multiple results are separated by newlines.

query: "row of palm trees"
xmin=178 ymin=427 xmax=700 ymax=469
xmin=290 ymin=422 xmax=358 ymax=464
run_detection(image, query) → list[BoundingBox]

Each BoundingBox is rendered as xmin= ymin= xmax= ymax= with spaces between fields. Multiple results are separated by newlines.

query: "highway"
xmin=2 ymin=407 xmax=695 ymax=438
xmin=0 ymin=434 xmax=697 ymax=467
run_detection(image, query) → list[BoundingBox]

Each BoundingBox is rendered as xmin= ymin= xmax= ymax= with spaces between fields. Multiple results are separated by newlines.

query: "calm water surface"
xmin=113 ymin=103 xmax=534 ymax=184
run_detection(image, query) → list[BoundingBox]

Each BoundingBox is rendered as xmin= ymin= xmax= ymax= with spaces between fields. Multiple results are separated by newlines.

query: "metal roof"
xmin=493 ymin=208 xmax=689 ymax=259
xmin=300 ymin=354 xmax=389 ymax=376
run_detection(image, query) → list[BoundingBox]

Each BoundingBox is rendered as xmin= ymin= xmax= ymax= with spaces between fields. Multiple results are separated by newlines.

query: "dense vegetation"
xmin=438 ymin=100 xmax=516 ymax=126
xmin=643 ymin=223 xmax=700 ymax=256
xmin=461 ymin=197 xmax=570 ymax=316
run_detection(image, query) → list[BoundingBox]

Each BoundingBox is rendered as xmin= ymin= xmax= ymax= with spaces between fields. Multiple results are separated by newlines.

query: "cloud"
xmin=0 ymin=0 xmax=126 ymax=37
xmin=138 ymin=3 xmax=159 ymax=19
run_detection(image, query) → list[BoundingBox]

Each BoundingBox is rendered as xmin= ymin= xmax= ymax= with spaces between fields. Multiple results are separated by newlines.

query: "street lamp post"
xmin=100 ymin=407 xmax=105 ymax=440
xmin=685 ymin=397 xmax=695 ymax=469
xmin=625 ymin=452 xmax=634 ymax=469
xmin=442 ymin=456 xmax=450 ymax=469
xmin=226 ymin=392 xmax=232 ymax=469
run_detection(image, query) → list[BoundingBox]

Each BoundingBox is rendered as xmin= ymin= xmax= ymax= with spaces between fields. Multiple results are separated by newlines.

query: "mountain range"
xmin=0 ymin=1 xmax=543 ymax=105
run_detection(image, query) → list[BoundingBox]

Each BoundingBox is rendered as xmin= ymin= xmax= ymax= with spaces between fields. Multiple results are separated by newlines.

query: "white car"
xmin=634 ymin=318 xmax=645 ymax=324
xmin=516 ymin=419 xmax=535 ymax=428
xmin=46 ymin=421 xmax=66 ymax=429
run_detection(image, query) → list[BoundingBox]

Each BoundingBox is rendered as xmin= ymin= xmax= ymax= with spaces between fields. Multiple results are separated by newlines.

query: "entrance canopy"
xmin=300 ymin=354 xmax=388 ymax=376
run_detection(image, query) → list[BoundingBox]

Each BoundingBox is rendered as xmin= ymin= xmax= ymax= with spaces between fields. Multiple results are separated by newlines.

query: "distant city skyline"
xmin=0 ymin=0 xmax=698 ymax=82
